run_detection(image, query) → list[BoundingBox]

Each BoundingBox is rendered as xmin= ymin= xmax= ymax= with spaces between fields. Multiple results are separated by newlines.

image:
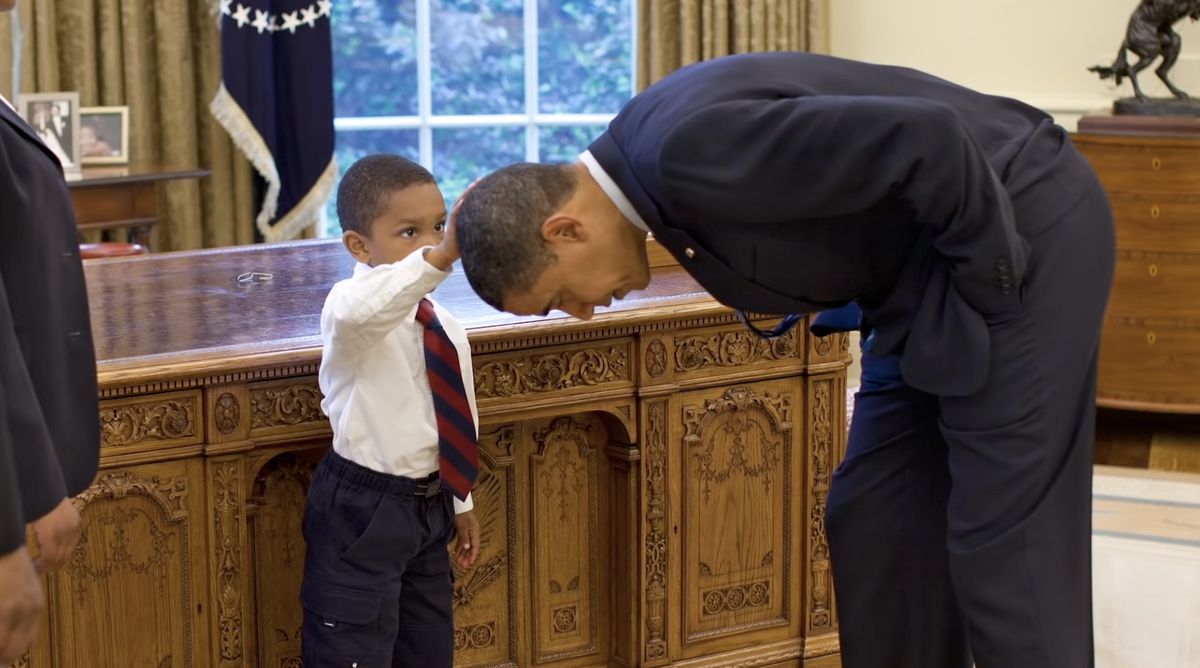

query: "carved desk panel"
xmin=17 ymin=239 xmax=849 ymax=668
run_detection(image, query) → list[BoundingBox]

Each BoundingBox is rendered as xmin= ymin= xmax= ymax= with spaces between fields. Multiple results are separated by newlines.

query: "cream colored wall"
xmin=830 ymin=0 xmax=1200 ymax=131
xmin=830 ymin=2 xmax=1200 ymax=389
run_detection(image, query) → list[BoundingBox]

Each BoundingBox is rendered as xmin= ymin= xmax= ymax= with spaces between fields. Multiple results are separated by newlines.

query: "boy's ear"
xmin=343 ymin=230 xmax=371 ymax=264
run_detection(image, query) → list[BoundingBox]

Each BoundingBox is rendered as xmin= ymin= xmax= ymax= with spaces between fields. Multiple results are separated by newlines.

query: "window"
xmin=327 ymin=0 xmax=636 ymax=235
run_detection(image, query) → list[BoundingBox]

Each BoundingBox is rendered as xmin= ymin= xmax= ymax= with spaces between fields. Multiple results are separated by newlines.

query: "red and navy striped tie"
xmin=416 ymin=299 xmax=478 ymax=500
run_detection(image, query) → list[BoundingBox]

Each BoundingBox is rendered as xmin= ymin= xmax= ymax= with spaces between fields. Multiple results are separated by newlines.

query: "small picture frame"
xmin=79 ymin=106 xmax=130 ymax=165
xmin=16 ymin=91 xmax=82 ymax=171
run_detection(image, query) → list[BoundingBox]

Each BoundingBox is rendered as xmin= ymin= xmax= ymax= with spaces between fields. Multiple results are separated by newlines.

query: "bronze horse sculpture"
xmin=1090 ymin=0 xmax=1200 ymax=102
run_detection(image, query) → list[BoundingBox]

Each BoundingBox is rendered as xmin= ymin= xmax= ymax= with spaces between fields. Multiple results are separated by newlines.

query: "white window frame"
xmin=332 ymin=0 xmax=638 ymax=166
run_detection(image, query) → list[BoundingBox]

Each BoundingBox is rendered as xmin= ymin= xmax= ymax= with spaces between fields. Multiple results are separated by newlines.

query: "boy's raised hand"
xmin=453 ymin=509 xmax=480 ymax=569
xmin=425 ymin=178 xmax=480 ymax=271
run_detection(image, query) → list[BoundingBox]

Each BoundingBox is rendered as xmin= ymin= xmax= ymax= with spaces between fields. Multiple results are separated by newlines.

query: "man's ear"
xmin=541 ymin=214 xmax=587 ymax=245
xmin=343 ymin=230 xmax=372 ymax=264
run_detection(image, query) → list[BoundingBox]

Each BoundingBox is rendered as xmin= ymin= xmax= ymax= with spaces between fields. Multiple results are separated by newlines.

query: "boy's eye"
xmin=400 ymin=228 xmax=417 ymax=238
xmin=434 ymin=222 xmax=446 ymax=232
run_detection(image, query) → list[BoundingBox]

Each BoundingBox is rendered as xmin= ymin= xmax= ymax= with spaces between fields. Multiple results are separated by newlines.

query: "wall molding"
xmin=992 ymin=92 xmax=1117 ymax=117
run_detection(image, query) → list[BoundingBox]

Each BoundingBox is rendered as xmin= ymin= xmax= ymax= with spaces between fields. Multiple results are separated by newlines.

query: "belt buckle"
xmin=424 ymin=478 xmax=442 ymax=497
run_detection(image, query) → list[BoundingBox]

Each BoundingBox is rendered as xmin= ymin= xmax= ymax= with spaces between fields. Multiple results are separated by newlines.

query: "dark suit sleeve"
xmin=0 ymin=268 xmax=68 ymax=555
xmin=0 ymin=375 xmax=25 ymax=555
xmin=659 ymin=95 xmax=1029 ymax=320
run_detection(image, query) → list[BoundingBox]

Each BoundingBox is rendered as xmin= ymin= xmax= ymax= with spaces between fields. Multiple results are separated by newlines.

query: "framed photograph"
xmin=79 ymin=106 xmax=130 ymax=165
xmin=16 ymin=92 xmax=81 ymax=171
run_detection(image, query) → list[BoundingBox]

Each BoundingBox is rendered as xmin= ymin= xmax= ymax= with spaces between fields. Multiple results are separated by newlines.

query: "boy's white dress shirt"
xmin=319 ymin=249 xmax=476 ymax=513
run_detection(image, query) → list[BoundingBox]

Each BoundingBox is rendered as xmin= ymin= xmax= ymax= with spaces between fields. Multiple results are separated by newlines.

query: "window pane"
xmin=538 ymin=0 xmax=633 ymax=114
xmin=539 ymin=124 xmax=605 ymax=162
xmin=432 ymin=0 xmax=525 ymax=115
xmin=433 ymin=127 xmax=525 ymax=205
xmin=332 ymin=0 xmax=419 ymax=117
xmin=324 ymin=130 xmax=422 ymax=236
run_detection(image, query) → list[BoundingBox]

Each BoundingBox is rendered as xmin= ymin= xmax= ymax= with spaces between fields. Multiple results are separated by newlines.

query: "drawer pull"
xmin=1149 ymin=264 xmax=1159 ymax=277
xmin=1151 ymin=205 xmax=1161 ymax=218
xmin=1152 ymin=157 xmax=1162 ymax=170
xmin=1148 ymin=331 xmax=1157 ymax=345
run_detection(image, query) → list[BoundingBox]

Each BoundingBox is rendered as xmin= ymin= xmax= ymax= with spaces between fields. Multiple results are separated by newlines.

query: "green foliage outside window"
xmin=324 ymin=0 xmax=633 ymax=235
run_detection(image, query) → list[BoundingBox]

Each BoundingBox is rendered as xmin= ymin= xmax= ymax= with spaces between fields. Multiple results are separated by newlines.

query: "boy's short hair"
xmin=336 ymin=154 xmax=437 ymax=236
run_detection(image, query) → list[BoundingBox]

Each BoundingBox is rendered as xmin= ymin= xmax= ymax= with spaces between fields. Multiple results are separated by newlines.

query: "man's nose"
xmin=562 ymin=303 xmax=595 ymax=321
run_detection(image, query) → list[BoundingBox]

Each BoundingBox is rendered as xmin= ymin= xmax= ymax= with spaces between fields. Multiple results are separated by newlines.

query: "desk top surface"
xmin=65 ymin=163 xmax=211 ymax=187
xmin=84 ymin=239 xmax=716 ymax=382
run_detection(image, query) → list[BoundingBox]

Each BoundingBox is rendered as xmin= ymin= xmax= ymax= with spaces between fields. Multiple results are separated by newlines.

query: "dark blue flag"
xmin=211 ymin=0 xmax=337 ymax=242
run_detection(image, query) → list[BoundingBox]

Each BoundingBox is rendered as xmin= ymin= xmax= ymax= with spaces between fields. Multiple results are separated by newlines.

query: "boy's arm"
xmin=323 ymin=246 xmax=455 ymax=356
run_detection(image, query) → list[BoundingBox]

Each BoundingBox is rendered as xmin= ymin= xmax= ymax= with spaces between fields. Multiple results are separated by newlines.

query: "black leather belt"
xmin=415 ymin=475 xmax=442 ymax=498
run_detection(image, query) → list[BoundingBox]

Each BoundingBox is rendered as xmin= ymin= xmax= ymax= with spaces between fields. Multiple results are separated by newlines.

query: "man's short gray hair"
xmin=456 ymin=162 xmax=578 ymax=311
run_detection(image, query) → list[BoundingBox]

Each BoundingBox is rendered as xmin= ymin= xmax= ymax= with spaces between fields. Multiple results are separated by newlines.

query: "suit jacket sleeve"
xmin=0 ymin=372 xmax=25 ymax=555
xmin=659 ymin=95 xmax=1029 ymax=321
xmin=0 ymin=285 xmax=67 ymax=554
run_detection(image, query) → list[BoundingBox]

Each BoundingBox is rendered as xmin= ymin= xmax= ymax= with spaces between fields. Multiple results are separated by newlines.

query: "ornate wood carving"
xmin=99 ymin=394 xmax=199 ymax=448
xmin=215 ymin=393 xmax=240 ymax=435
xmin=249 ymin=382 xmax=325 ymax=431
xmin=644 ymin=401 xmax=669 ymax=663
xmin=473 ymin=344 xmax=630 ymax=399
xmin=454 ymin=622 xmax=498 ymax=651
xmin=213 ymin=462 xmax=244 ymax=667
xmin=674 ymin=328 xmax=797 ymax=372
xmin=452 ymin=424 xmax=520 ymax=667
xmin=552 ymin=606 xmax=578 ymax=633
xmin=531 ymin=417 xmax=601 ymax=662
xmin=478 ymin=423 xmax=517 ymax=462
xmin=645 ymin=338 xmax=668 ymax=378
xmin=249 ymin=454 xmax=317 ymax=668
xmin=62 ymin=469 xmax=194 ymax=668
xmin=702 ymin=581 xmax=771 ymax=615
xmin=808 ymin=380 xmax=835 ymax=632
xmin=681 ymin=384 xmax=793 ymax=644
xmin=813 ymin=335 xmax=833 ymax=357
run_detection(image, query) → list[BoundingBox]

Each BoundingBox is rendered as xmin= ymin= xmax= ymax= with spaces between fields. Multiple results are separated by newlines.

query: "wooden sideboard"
xmin=1073 ymin=113 xmax=1200 ymax=413
xmin=17 ymin=239 xmax=850 ymax=668
xmin=1073 ymin=113 xmax=1200 ymax=474
xmin=65 ymin=163 xmax=210 ymax=249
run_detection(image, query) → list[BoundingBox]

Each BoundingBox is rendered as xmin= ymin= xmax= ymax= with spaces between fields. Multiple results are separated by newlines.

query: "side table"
xmin=65 ymin=163 xmax=210 ymax=250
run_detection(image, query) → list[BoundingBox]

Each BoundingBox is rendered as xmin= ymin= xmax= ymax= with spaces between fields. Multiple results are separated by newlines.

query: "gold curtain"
xmin=638 ymin=0 xmax=830 ymax=89
xmin=0 ymin=0 xmax=255 ymax=250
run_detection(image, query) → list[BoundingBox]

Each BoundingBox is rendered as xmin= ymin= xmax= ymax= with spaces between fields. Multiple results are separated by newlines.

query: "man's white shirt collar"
xmin=578 ymin=150 xmax=649 ymax=232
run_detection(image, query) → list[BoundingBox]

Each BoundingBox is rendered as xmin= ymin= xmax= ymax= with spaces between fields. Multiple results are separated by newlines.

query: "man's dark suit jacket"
xmin=588 ymin=52 xmax=1097 ymax=397
xmin=0 ymin=100 xmax=100 ymax=555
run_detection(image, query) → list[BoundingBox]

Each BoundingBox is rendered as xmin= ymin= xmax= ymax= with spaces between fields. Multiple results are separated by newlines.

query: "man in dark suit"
xmin=453 ymin=52 xmax=1115 ymax=668
xmin=0 ymin=1 xmax=102 ymax=659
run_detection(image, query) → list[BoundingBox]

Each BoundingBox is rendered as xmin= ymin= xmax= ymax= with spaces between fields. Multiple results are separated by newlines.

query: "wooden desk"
xmin=19 ymin=239 xmax=849 ymax=668
xmin=65 ymin=163 xmax=210 ymax=249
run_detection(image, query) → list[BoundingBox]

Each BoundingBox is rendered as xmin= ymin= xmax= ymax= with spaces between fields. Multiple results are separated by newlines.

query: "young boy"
xmin=301 ymin=154 xmax=481 ymax=668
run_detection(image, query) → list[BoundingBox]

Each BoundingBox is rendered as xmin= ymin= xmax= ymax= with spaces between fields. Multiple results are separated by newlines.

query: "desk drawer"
xmin=1077 ymin=143 xmax=1200 ymax=194
xmin=1110 ymin=196 xmax=1200 ymax=251
xmin=1108 ymin=250 xmax=1200 ymax=320
xmin=71 ymin=182 xmax=157 ymax=227
xmin=1099 ymin=319 xmax=1200 ymax=412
